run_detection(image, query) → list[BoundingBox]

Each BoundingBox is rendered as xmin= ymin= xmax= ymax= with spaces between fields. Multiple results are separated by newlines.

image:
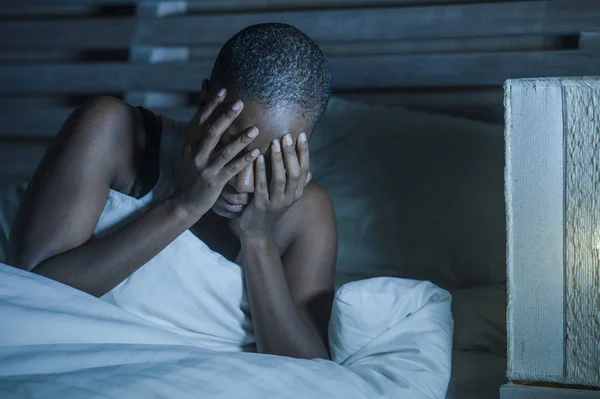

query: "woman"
xmin=8 ymin=23 xmax=336 ymax=360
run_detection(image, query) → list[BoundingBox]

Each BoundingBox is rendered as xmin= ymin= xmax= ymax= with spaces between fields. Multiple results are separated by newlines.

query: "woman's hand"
xmin=173 ymin=89 xmax=260 ymax=220
xmin=239 ymin=132 xmax=310 ymax=238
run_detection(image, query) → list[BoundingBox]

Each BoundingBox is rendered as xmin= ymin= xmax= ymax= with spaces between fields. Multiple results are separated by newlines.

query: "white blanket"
xmin=0 ymin=263 xmax=453 ymax=398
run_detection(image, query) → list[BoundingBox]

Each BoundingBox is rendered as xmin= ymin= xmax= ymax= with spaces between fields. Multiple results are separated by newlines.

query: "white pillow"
xmin=329 ymin=277 xmax=453 ymax=398
xmin=311 ymin=97 xmax=506 ymax=289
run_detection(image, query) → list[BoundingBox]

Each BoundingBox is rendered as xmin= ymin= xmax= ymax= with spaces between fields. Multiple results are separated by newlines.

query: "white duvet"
xmin=0 ymin=262 xmax=453 ymax=399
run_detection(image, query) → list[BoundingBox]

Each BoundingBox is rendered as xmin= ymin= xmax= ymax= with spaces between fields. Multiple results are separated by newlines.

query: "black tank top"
xmin=129 ymin=106 xmax=163 ymax=199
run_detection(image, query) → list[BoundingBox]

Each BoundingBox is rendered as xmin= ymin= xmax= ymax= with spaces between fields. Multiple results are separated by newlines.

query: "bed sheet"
xmin=0 ymin=263 xmax=453 ymax=399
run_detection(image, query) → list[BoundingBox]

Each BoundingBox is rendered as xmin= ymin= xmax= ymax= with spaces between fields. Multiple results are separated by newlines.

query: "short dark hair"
xmin=211 ymin=23 xmax=332 ymax=130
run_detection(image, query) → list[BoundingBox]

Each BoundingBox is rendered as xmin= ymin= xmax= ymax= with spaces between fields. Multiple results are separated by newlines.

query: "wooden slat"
xmin=0 ymin=63 xmax=130 ymax=94
xmin=505 ymin=78 xmax=566 ymax=380
xmin=126 ymin=1 xmax=190 ymax=107
xmin=326 ymin=50 xmax=600 ymax=89
xmin=338 ymin=88 xmax=504 ymax=123
xmin=0 ymin=140 xmax=48 ymax=176
xmin=0 ymin=19 xmax=134 ymax=50
xmin=0 ymin=89 xmax=506 ymax=137
xmin=0 ymin=0 xmax=504 ymax=8
xmin=0 ymin=107 xmax=72 ymax=138
xmin=0 ymin=6 xmax=95 ymax=17
xmin=0 ymin=106 xmax=196 ymax=138
xmin=501 ymin=384 xmax=600 ymax=399
xmin=135 ymin=0 xmax=600 ymax=46
xmin=314 ymin=35 xmax=564 ymax=56
xmin=0 ymin=96 xmax=63 ymax=107
xmin=183 ymin=0 xmax=508 ymax=13
xmin=128 ymin=50 xmax=600 ymax=90
xmin=0 ymin=0 xmax=133 ymax=7
xmin=188 ymin=35 xmax=565 ymax=60
xmin=129 ymin=50 xmax=600 ymax=90
xmin=2 ymin=50 xmax=598 ymax=95
xmin=580 ymin=32 xmax=600 ymax=49
xmin=0 ymin=50 xmax=79 ymax=64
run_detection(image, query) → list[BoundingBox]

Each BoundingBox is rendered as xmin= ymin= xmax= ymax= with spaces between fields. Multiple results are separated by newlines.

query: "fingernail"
xmin=251 ymin=148 xmax=260 ymax=157
xmin=258 ymin=154 xmax=265 ymax=163
xmin=232 ymin=100 xmax=243 ymax=111
xmin=272 ymin=139 xmax=281 ymax=152
xmin=247 ymin=127 xmax=258 ymax=138
xmin=299 ymin=132 xmax=307 ymax=143
xmin=283 ymin=134 xmax=293 ymax=146
xmin=217 ymin=88 xmax=226 ymax=96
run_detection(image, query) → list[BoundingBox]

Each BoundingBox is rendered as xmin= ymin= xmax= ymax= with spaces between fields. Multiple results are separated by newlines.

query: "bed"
xmin=0 ymin=96 xmax=506 ymax=398
xmin=1 ymin=0 xmax=599 ymax=397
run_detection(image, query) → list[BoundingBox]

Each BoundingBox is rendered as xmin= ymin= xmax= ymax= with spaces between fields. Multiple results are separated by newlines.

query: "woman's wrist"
xmin=164 ymin=196 xmax=207 ymax=228
xmin=240 ymin=231 xmax=276 ymax=248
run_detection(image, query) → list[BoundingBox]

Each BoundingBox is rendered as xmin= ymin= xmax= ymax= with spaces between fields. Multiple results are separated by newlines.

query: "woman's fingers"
xmin=195 ymin=99 xmax=244 ymax=167
xmin=254 ymin=155 xmax=269 ymax=204
xmin=295 ymin=132 xmax=310 ymax=198
xmin=218 ymin=148 xmax=260 ymax=183
xmin=211 ymin=126 xmax=259 ymax=172
xmin=198 ymin=88 xmax=226 ymax=125
xmin=281 ymin=134 xmax=302 ymax=197
xmin=270 ymin=139 xmax=286 ymax=200
xmin=187 ymin=89 xmax=227 ymax=146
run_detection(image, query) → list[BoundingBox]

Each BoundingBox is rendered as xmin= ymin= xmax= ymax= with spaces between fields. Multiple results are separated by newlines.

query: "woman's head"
xmin=201 ymin=23 xmax=331 ymax=218
xmin=210 ymin=23 xmax=331 ymax=132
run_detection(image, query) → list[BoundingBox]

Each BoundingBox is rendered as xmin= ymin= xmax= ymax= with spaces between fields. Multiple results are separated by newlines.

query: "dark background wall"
xmin=0 ymin=0 xmax=598 ymax=174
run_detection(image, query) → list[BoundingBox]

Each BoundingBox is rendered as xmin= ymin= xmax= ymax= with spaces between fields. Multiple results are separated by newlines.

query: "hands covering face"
xmin=238 ymin=132 xmax=311 ymax=237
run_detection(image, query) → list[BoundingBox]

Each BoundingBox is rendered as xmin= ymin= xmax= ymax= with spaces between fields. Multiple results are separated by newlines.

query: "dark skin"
xmin=8 ymin=81 xmax=337 ymax=360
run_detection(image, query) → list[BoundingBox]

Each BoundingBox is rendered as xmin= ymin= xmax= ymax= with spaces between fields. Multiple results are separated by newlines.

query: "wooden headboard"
xmin=1 ymin=0 xmax=599 ymax=174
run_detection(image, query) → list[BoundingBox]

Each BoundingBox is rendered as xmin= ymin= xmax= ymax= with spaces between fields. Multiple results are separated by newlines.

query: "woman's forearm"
xmin=31 ymin=198 xmax=198 ymax=297
xmin=241 ymin=234 xmax=329 ymax=359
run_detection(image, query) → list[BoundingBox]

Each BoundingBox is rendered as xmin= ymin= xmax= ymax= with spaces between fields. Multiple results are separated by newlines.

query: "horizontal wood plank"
xmin=183 ymin=0 xmax=508 ymax=13
xmin=338 ymin=88 xmax=504 ymax=123
xmin=0 ymin=19 xmax=134 ymax=49
xmin=580 ymin=32 xmax=600 ymax=49
xmin=500 ymin=384 xmax=600 ymax=399
xmin=0 ymin=0 xmax=502 ymax=8
xmin=0 ymin=108 xmax=72 ymax=137
xmin=0 ymin=96 xmax=64 ymax=107
xmin=0 ymin=140 xmax=48 ymax=176
xmin=135 ymin=0 xmax=600 ymax=46
xmin=0 ymin=50 xmax=80 ymax=64
xmin=0 ymin=89 xmax=505 ymax=137
xmin=0 ymin=63 xmax=130 ymax=94
xmin=1 ymin=50 xmax=598 ymax=95
xmin=0 ymin=0 xmax=133 ymax=7
xmin=188 ymin=35 xmax=565 ymax=60
xmin=129 ymin=50 xmax=600 ymax=90
xmin=0 ymin=5 xmax=96 ymax=17
xmin=0 ymin=106 xmax=196 ymax=138
xmin=327 ymin=50 xmax=600 ymax=89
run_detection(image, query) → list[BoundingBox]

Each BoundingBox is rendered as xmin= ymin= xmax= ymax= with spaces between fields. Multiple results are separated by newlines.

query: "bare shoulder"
xmin=81 ymin=95 xmax=131 ymax=115
xmin=277 ymin=181 xmax=336 ymax=244
xmin=295 ymin=181 xmax=335 ymax=219
xmin=63 ymin=96 xmax=144 ymax=146
xmin=61 ymin=96 xmax=146 ymax=191
xmin=69 ymin=96 xmax=139 ymax=135
xmin=8 ymin=96 xmax=145 ymax=269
